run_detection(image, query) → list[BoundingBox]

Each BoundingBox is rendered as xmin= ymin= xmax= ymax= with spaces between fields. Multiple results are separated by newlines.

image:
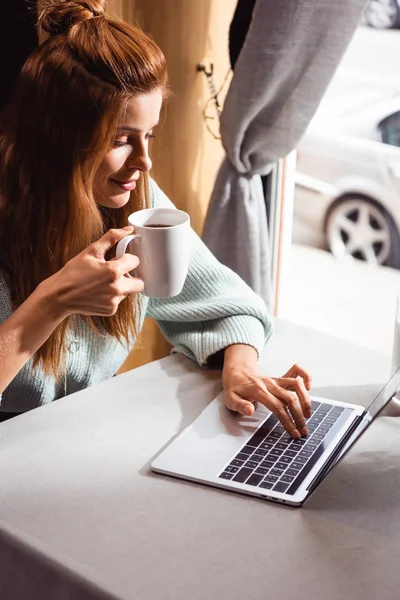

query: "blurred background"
xmin=3 ymin=0 xmax=400 ymax=370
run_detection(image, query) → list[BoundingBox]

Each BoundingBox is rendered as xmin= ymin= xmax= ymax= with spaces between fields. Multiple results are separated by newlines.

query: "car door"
xmin=378 ymin=110 xmax=400 ymax=194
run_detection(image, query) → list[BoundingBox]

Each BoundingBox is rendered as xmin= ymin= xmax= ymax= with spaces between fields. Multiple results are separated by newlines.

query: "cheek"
xmin=97 ymin=149 xmax=127 ymax=180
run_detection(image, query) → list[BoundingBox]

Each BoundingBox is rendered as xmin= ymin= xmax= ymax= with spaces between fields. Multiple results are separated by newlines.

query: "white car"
xmin=294 ymin=95 xmax=400 ymax=268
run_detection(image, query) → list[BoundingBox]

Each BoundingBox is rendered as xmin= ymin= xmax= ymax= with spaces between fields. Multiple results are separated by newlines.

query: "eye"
xmin=146 ymin=132 xmax=156 ymax=140
xmin=113 ymin=138 xmax=129 ymax=148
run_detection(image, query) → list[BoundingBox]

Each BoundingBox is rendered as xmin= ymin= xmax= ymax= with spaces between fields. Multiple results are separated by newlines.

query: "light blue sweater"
xmin=0 ymin=179 xmax=273 ymax=413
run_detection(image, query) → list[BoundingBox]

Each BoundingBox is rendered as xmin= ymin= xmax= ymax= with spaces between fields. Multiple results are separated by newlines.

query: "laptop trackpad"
xmin=152 ymin=394 xmax=271 ymax=478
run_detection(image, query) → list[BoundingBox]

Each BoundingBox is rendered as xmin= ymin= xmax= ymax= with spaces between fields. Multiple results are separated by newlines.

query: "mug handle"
xmin=115 ymin=234 xmax=140 ymax=259
xmin=115 ymin=234 xmax=141 ymax=278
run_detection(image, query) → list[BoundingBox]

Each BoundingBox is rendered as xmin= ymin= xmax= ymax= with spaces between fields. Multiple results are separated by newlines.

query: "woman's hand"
xmin=39 ymin=227 xmax=144 ymax=318
xmin=222 ymin=346 xmax=312 ymax=439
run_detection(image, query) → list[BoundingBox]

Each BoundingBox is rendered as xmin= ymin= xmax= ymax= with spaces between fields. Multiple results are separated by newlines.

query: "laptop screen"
xmin=308 ymin=367 xmax=400 ymax=494
xmin=366 ymin=366 xmax=400 ymax=419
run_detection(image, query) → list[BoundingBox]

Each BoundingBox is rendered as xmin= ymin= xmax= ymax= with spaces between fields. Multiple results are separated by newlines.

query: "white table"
xmin=0 ymin=319 xmax=398 ymax=600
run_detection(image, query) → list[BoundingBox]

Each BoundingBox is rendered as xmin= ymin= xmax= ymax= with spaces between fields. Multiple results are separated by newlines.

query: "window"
xmin=379 ymin=110 xmax=400 ymax=147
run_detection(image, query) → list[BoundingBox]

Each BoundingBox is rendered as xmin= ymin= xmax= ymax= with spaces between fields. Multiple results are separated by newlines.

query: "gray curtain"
xmin=203 ymin=0 xmax=368 ymax=307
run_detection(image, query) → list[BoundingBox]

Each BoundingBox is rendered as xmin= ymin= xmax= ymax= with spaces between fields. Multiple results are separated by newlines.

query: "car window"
xmin=379 ymin=110 xmax=400 ymax=148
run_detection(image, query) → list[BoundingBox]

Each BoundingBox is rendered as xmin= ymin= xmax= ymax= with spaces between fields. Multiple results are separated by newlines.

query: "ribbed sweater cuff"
xmin=173 ymin=315 xmax=273 ymax=366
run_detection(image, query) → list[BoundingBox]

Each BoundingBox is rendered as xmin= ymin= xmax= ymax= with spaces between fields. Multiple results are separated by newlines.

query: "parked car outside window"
xmin=295 ymin=95 xmax=400 ymax=268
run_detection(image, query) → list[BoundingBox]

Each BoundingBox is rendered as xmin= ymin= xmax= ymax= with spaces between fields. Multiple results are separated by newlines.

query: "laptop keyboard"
xmin=219 ymin=400 xmax=351 ymax=495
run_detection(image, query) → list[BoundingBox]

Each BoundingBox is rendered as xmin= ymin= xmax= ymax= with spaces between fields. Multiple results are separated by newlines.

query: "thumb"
xmin=90 ymin=227 xmax=134 ymax=258
xmin=224 ymin=391 xmax=255 ymax=417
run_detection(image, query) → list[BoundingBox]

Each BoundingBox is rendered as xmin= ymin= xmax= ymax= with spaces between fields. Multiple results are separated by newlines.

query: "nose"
xmin=126 ymin=141 xmax=152 ymax=173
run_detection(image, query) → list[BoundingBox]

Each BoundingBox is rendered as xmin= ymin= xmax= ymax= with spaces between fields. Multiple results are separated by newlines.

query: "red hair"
xmin=0 ymin=0 xmax=168 ymax=375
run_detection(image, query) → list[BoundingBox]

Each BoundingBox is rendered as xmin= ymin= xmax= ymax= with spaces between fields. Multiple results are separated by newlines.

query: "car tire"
xmin=324 ymin=195 xmax=400 ymax=269
xmin=364 ymin=0 xmax=400 ymax=29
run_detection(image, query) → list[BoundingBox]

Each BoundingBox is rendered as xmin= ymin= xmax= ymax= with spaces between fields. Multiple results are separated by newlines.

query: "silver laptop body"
xmin=151 ymin=369 xmax=400 ymax=507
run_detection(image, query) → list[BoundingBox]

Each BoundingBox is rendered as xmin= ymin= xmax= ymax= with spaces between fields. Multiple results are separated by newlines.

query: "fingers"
xmin=275 ymin=376 xmax=312 ymax=420
xmin=249 ymin=383 xmax=303 ymax=439
xmin=270 ymin=385 xmax=307 ymax=437
xmin=112 ymin=252 xmax=140 ymax=276
xmin=283 ymin=363 xmax=312 ymax=391
xmin=90 ymin=227 xmax=134 ymax=259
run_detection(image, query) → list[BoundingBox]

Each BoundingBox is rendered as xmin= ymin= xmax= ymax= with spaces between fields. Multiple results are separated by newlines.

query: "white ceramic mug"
xmin=115 ymin=207 xmax=190 ymax=298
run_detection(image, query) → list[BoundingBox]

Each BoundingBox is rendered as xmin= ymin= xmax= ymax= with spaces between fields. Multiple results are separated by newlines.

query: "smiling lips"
xmin=111 ymin=178 xmax=139 ymax=191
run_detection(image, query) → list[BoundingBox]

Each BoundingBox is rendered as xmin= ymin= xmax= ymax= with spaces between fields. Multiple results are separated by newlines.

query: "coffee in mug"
xmin=115 ymin=207 xmax=190 ymax=298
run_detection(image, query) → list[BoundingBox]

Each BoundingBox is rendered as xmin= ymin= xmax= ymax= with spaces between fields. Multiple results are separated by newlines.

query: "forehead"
xmin=118 ymin=90 xmax=163 ymax=130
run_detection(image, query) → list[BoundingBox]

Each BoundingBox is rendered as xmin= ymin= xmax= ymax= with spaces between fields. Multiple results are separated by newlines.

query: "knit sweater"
xmin=0 ymin=179 xmax=273 ymax=413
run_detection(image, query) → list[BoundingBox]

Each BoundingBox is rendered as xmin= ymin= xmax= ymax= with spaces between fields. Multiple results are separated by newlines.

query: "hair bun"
xmin=40 ymin=1 xmax=106 ymax=36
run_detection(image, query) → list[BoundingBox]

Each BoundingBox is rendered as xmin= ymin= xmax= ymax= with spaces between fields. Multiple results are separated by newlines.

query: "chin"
xmin=97 ymin=192 xmax=131 ymax=209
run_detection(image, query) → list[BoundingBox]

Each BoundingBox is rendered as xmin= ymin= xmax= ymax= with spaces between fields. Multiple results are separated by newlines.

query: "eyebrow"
xmin=117 ymin=122 xmax=159 ymax=134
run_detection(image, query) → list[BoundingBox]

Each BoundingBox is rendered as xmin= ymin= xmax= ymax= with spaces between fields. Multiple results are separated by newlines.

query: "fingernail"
xmin=306 ymin=409 xmax=312 ymax=419
xmin=122 ymin=225 xmax=133 ymax=231
xmin=292 ymin=429 xmax=301 ymax=439
xmin=243 ymin=405 xmax=253 ymax=416
xmin=301 ymin=427 xmax=308 ymax=437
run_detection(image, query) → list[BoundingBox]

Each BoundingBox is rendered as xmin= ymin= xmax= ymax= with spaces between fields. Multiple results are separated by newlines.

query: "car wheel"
xmin=364 ymin=0 xmax=400 ymax=29
xmin=324 ymin=195 xmax=400 ymax=268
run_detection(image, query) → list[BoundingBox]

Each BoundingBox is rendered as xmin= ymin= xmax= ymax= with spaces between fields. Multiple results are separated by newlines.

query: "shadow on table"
xmin=303 ymin=410 xmax=400 ymax=538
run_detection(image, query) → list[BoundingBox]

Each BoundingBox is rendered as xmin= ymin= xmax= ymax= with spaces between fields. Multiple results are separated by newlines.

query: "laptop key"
xmin=280 ymin=474 xmax=295 ymax=483
xmin=279 ymin=455 xmax=292 ymax=464
xmin=283 ymin=450 xmax=298 ymax=458
xmin=225 ymin=465 xmax=239 ymax=473
xmin=274 ymin=426 xmax=286 ymax=434
xmin=264 ymin=454 xmax=279 ymax=463
xmin=270 ymin=448 xmax=283 ymax=457
xmin=291 ymin=462 xmax=305 ymax=470
xmin=240 ymin=446 xmax=254 ymax=455
xmin=259 ymin=442 xmax=273 ymax=451
xmin=259 ymin=481 xmax=274 ymax=490
xmin=304 ymin=440 xmax=320 ymax=449
xmin=245 ymin=461 xmax=259 ymax=469
xmin=255 ymin=467 xmax=270 ymax=475
xmin=310 ymin=400 xmax=321 ymax=411
xmin=236 ymin=453 xmax=250 ymax=462
xmin=265 ymin=474 xmax=279 ymax=483
xmin=298 ymin=450 xmax=313 ymax=459
xmin=230 ymin=459 xmax=245 ymax=467
xmin=270 ymin=468 xmax=284 ymax=477
xmin=294 ymin=437 xmax=307 ymax=445
xmin=330 ymin=406 xmax=345 ymax=414
xmin=318 ymin=427 xmax=330 ymax=435
xmin=293 ymin=456 xmax=308 ymax=464
xmin=233 ymin=467 xmax=253 ymax=483
xmin=286 ymin=468 xmax=300 ymax=477
xmin=253 ymin=448 xmax=268 ymax=456
xmin=275 ymin=443 xmax=288 ymax=451
xmin=289 ymin=443 xmax=303 ymax=452
xmin=273 ymin=482 xmax=289 ymax=493
xmin=275 ymin=461 xmax=289 ymax=471
xmin=251 ymin=454 xmax=264 ymax=463
xmin=220 ymin=471 xmax=234 ymax=480
xmin=260 ymin=460 xmax=275 ymax=469
xmin=247 ymin=474 xmax=264 ymax=486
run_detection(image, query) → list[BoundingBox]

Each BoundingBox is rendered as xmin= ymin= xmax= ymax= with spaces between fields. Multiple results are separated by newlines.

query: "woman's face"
xmin=93 ymin=89 xmax=163 ymax=208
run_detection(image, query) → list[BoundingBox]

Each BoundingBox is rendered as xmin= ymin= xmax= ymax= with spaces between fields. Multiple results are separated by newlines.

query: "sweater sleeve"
xmin=146 ymin=179 xmax=274 ymax=365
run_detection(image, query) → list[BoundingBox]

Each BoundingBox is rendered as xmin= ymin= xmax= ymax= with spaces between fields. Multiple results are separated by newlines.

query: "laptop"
xmin=151 ymin=368 xmax=400 ymax=507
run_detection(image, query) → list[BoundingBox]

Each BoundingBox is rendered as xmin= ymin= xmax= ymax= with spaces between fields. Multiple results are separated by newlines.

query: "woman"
xmin=0 ymin=0 xmax=312 ymax=437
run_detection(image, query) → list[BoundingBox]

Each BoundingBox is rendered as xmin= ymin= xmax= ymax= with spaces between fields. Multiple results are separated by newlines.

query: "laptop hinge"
xmin=306 ymin=412 xmax=366 ymax=494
